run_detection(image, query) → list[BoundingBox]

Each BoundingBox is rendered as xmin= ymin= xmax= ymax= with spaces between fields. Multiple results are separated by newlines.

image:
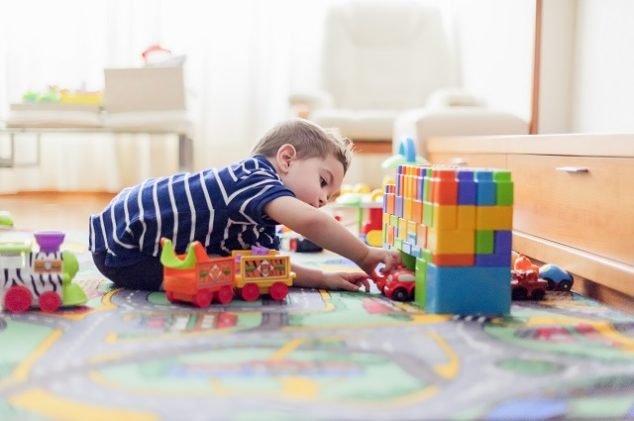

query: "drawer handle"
xmin=555 ymin=166 xmax=590 ymax=174
xmin=450 ymin=157 xmax=467 ymax=166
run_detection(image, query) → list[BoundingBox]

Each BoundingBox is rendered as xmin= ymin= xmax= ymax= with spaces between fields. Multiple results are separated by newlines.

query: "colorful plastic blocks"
xmin=382 ymin=165 xmax=513 ymax=315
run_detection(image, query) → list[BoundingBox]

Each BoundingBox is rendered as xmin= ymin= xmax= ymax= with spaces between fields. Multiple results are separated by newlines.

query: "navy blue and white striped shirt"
xmin=89 ymin=155 xmax=294 ymax=267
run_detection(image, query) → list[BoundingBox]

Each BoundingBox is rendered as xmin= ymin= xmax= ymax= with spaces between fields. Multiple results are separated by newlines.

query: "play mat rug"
xmin=1 ymin=247 xmax=634 ymax=420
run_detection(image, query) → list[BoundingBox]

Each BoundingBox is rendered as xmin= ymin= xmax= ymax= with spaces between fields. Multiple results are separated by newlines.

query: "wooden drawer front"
xmin=429 ymin=153 xmax=506 ymax=168
xmin=509 ymin=154 xmax=634 ymax=266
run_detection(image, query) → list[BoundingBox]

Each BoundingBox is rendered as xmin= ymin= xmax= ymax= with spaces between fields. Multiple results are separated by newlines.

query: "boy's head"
xmin=252 ymin=119 xmax=353 ymax=173
xmin=252 ymin=119 xmax=354 ymax=208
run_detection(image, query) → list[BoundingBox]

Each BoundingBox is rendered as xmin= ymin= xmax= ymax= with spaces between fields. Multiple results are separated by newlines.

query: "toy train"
xmin=160 ymin=238 xmax=295 ymax=308
xmin=0 ymin=231 xmax=88 ymax=313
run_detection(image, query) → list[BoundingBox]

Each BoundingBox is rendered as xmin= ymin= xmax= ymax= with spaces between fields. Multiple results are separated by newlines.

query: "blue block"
xmin=457 ymin=169 xmax=477 ymax=205
xmin=402 ymin=241 xmax=412 ymax=255
xmin=425 ymin=263 xmax=511 ymax=315
xmin=475 ymin=170 xmax=496 ymax=205
xmin=476 ymin=230 xmax=512 ymax=267
xmin=412 ymin=245 xmax=422 ymax=258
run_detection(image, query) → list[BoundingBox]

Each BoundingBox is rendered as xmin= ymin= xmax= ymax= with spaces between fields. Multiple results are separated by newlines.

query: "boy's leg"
xmin=92 ymin=252 xmax=164 ymax=291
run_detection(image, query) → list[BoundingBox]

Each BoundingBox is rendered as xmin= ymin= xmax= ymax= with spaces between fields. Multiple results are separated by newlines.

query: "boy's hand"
xmin=358 ymin=247 xmax=401 ymax=276
xmin=323 ymin=271 xmax=371 ymax=292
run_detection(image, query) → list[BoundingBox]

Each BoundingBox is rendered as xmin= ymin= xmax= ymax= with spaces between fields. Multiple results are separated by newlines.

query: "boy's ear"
xmin=276 ymin=144 xmax=297 ymax=173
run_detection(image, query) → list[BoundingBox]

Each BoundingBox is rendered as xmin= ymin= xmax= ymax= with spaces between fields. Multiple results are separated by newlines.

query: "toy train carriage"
xmin=231 ymin=249 xmax=294 ymax=302
xmin=160 ymin=239 xmax=295 ymax=308
xmin=0 ymin=232 xmax=87 ymax=313
xmin=160 ymin=239 xmax=236 ymax=308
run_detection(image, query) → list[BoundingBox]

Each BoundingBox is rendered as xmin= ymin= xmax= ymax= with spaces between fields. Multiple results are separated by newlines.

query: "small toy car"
xmin=371 ymin=264 xmax=415 ymax=302
xmin=511 ymin=270 xmax=548 ymax=300
xmin=539 ymin=264 xmax=574 ymax=291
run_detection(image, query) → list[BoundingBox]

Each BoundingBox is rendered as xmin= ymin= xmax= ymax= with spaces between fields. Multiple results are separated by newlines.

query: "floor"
xmin=1 ymin=192 xmax=115 ymax=234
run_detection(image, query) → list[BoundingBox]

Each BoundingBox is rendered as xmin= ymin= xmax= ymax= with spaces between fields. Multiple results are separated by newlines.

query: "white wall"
xmin=538 ymin=0 xmax=576 ymax=133
xmin=571 ymin=0 xmax=634 ymax=132
xmin=539 ymin=0 xmax=634 ymax=133
xmin=451 ymin=0 xmax=535 ymax=122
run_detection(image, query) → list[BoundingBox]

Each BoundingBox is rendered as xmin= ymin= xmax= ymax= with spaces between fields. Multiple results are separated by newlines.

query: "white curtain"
xmin=0 ymin=0 xmax=334 ymax=193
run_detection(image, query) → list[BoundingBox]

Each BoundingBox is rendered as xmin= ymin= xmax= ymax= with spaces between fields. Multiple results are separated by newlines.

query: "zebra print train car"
xmin=0 ymin=231 xmax=87 ymax=313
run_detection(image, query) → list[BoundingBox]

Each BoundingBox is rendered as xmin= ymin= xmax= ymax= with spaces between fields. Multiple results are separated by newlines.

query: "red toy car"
xmin=511 ymin=269 xmax=548 ymax=300
xmin=372 ymin=264 xmax=415 ymax=302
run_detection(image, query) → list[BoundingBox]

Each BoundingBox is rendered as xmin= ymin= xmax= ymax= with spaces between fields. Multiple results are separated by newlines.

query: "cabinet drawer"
xmin=509 ymin=154 xmax=634 ymax=266
xmin=429 ymin=153 xmax=506 ymax=168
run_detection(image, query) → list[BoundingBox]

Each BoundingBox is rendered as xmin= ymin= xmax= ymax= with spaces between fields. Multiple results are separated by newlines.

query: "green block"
xmin=424 ymin=176 xmax=431 ymax=201
xmin=414 ymin=257 xmax=428 ymax=308
xmin=401 ymin=252 xmax=416 ymax=271
xmin=390 ymin=215 xmax=399 ymax=227
xmin=475 ymin=230 xmax=494 ymax=254
xmin=423 ymin=201 xmax=434 ymax=227
xmin=395 ymin=238 xmax=402 ymax=251
xmin=494 ymin=170 xmax=514 ymax=206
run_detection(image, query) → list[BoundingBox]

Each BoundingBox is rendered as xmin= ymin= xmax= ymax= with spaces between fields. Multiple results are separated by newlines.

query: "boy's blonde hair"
xmin=251 ymin=119 xmax=353 ymax=173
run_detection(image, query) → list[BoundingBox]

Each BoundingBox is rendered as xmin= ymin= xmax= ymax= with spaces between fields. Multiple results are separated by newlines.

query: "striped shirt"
xmin=89 ymin=155 xmax=294 ymax=267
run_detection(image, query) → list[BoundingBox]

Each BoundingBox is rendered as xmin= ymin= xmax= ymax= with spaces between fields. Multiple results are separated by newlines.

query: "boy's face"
xmin=278 ymin=150 xmax=344 ymax=208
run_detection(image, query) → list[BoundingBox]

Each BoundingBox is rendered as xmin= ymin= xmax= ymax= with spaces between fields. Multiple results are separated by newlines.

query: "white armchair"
xmin=290 ymin=0 xmax=529 ymax=155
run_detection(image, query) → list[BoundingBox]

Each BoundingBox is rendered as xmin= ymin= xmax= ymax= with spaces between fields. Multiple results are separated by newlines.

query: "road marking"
xmin=270 ymin=338 xmax=303 ymax=361
xmin=8 ymin=388 xmax=156 ymax=421
xmin=319 ymin=289 xmax=335 ymax=311
xmin=429 ymin=331 xmax=460 ymax=379
xmin=10 ymin=329 xmax=63 ymax=383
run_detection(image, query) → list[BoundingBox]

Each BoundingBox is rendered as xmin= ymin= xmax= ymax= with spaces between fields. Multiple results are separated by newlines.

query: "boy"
xmin=89 ymin=119 xmax=400 ymax=292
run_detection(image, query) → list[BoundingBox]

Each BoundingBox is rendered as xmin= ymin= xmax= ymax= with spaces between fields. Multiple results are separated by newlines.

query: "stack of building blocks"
xmin=383 ymin=165 xmax=513 ymax=315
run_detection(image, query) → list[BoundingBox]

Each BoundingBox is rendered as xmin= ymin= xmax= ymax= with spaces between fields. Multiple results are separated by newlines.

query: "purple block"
xmin=457 ymin=170 xmax=476 ymax=205
xmin=476 ymin=230 xmax=512 ymax=267
xmin=396 ymin=196 xmax=404 ymax=218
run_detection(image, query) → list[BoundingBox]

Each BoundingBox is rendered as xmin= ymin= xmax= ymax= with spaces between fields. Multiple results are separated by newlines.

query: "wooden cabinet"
xmin=427 ymin=134 xmax=634 ymax=300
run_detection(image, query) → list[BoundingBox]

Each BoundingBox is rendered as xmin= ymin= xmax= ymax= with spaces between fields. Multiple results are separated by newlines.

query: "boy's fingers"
xmin=351 ymin=277 xmax=370 ymax=292
xmin=342 ymin=281 xmax=361 ymax=292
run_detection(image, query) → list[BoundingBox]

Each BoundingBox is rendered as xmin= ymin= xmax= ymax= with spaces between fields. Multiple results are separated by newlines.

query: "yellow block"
xmin=398 ymin=218 xmax=408 ymax=241
xmin=404 ymin=198 xmax=413 ymax=221
xmin=457 ymin=205 xmax=475 ymax=230
xmin=432 ymin=204 xmax=457 ymax=230
xmin=427 ymin=228 xmax=474 ymax=254
xmin=476 ymin=206 xmax=513 ymax=230
xmin=407 ymin=220 xmax=417 ymax=242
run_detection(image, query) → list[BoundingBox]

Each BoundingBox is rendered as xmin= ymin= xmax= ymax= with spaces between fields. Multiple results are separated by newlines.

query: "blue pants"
xmin=92 ymin=252 xmax=163 ymax=291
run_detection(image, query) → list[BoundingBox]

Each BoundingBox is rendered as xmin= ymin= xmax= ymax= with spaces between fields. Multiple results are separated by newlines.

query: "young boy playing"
xmin=89 ymin=119 xmax=400 ymax=292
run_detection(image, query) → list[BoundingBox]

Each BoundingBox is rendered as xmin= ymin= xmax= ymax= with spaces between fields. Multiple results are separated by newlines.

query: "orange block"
xmin=412 ymin=200 xmax=423 ymax=224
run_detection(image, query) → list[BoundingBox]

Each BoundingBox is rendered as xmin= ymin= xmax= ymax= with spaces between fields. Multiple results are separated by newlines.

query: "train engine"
xmin=0 ymin=231 xmax=87 ymax=313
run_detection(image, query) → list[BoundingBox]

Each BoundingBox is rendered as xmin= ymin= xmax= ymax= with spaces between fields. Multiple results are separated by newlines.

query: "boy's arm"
xmin=265 ymin=196 xmax=369 ymax=266
xmin=291 ymin=262 xmax=371 ymax=292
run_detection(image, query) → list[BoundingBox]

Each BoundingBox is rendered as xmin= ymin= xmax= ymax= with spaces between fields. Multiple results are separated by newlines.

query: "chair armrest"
xmin=394 ymin=107 xmax=529 ymax=157
xmin=426 ymin=88 xmax=485 ymax=108
xmin=288 ymin=92 xmax=334 ymax=118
